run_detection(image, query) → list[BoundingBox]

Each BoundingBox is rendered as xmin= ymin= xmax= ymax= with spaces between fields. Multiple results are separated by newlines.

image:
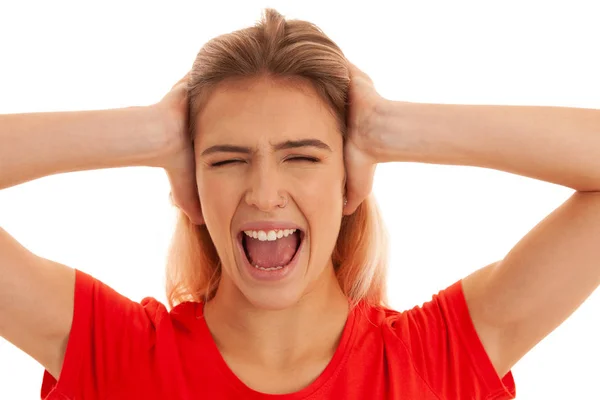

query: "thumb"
xmin=343 ymin=144 xmax=376 ymax=215
xmin=165 ymin=149 xmax=204 ymax=225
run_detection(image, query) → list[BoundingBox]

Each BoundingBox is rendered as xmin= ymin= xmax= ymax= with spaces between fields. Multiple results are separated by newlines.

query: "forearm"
xmin=376 ymin=101 xmax=600 ymax=192
xmin=0 ymin=106 xmax=165 ymax=190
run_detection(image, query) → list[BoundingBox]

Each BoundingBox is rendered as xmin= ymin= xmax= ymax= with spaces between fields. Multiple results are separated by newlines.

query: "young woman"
xmin=1 ymin=9 xmax=598 ymax=400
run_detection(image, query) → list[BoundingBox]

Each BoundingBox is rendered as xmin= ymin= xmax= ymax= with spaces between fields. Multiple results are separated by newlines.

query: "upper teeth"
xmin=244 ymin=229 xmax=297 ymax=241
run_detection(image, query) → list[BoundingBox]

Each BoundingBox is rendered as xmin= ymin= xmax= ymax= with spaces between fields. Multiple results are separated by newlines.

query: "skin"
xmin=194 ymin=77 xmax=350 ymax=392
xmin=0 ymin=59 xmax=597 ymax=393
xmin=342 ymin=67 xmax=600 ymax=380
xmin=169 ymin=63 xmax=600 ymax=386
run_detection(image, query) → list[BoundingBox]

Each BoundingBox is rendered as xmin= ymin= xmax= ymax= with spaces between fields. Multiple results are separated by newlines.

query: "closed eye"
xmin=210 ymin=157 xmax=319 ymax=167
xmin=210 ymin=159 xmax=245 ymax=167
xmin=286 ymin=156 xmax=320 ymax=163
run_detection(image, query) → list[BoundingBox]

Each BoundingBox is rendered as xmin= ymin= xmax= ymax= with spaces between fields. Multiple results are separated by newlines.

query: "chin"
xmin=235 ymin=252 xmax=311 ymax=311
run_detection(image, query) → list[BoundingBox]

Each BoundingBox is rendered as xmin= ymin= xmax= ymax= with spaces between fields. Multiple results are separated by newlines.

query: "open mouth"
xmin=238 ymin=229 xmax=304 ymax=271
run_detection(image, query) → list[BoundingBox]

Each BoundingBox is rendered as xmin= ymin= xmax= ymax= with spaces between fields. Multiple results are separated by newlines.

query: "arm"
xmin=0 ymin=73 xmax=202 ymax=222
xmin=375 ymin=102 xmax=600 ymax=192
xmin=0 ymin=107 xmax=165 ymax=190
xmin=375 ymin=101 xmax=600 ymax=378
xmin=0 ymin=106 xmax=166 ymax=378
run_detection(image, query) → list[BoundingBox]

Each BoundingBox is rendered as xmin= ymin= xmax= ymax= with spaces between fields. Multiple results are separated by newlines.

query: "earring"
xmin=343 ymin=197 xmax=348 ymax=206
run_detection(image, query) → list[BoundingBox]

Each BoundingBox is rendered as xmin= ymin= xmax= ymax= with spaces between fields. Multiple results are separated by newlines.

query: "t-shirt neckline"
xmin=194 ymin=301 xmax=359 ymax=399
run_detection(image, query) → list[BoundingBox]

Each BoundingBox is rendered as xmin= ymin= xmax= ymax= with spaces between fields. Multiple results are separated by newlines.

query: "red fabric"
xmin=41 ymin=269 xmax=516 ymax=399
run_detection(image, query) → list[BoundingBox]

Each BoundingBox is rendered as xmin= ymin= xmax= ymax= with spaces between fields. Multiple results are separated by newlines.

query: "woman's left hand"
xmin=343 ymin=62 xmax=387 ymax=215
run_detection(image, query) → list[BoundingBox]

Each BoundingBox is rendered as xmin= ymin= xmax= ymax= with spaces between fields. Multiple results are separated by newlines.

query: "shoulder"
xmin=358 ymin=279 xmax=483 ymax=359
xmin=76 ymin=269 xmax=200 ymax=335
xmin=354 ymin=279 xmax=465 ymax=336
xmin=351 ymin=280 xmax=516 ymax=399
xmin=140 ymin=297 xmax=200 ymax=330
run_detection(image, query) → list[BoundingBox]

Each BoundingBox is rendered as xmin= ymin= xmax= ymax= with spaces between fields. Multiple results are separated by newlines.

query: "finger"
xmin=168 ymin=172 xmax=204 ymax=224
xmin=343 ymin=145 xmax=376 ymax=215
xmin=347 ymin=61 xmax=373 ymax=83
xmin=172 ymin=71 xmax=191 ymax=89
xmin=344 ymin=164 xmax=375 ymax=215
xmin=165 ymin=150 xmax=204 ymax=225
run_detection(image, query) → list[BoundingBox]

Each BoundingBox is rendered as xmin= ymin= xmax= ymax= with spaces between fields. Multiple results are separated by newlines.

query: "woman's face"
xmin=193 ymin=77 xmax=346 ymax=310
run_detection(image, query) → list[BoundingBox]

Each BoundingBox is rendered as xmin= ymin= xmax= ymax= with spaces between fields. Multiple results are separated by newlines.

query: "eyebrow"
xmin=200 ymin=139 xmax=332 ymax=156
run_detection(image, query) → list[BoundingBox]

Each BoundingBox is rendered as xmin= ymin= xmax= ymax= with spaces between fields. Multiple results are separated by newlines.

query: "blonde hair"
xmin=166 ymin=9 xmax=389 ymax=309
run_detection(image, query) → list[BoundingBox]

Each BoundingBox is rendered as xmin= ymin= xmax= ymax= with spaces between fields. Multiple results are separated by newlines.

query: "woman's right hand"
xmin=152 ymin=73 xmax=204 ymax=225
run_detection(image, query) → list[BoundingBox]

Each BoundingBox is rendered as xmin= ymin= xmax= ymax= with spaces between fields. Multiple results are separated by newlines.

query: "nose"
xmin=244 ymin=162 xmax=285 ymax=212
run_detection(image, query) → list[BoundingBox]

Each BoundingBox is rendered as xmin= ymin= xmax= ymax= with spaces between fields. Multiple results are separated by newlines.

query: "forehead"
xmin=194 ymin=77 xmax=342 ymax=149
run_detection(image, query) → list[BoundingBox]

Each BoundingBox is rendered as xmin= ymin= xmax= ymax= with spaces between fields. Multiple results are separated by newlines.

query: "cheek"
xmin=294 ymin=165 xmax=344 ymax=251
xmin=291 ymin=161 xmax=345 ymax=204
xmin=198 ymin=171 xmax=240 ymax=207
xmin=196 ymin=173 xmax=245 ymax=275
xmin=296 ymin=178 xmax=342 ymax=213
xmin=197 ymin=172 xmax=241 ymax=238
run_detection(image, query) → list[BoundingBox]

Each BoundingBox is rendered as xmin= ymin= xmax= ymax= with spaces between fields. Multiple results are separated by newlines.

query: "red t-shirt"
xmin=41 ymin=269 xmax=516 ymax=399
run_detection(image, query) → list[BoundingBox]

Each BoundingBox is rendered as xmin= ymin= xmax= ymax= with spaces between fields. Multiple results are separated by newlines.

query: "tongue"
xmin=245 ymin=232 xmax=299 ymax=268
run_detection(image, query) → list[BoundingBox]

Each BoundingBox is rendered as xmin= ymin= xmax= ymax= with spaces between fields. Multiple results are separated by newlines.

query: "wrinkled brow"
xmin=200 ymin=139 xmax=332 ymax=156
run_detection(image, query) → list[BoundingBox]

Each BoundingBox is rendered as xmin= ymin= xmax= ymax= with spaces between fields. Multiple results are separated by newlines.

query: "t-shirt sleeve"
xmin=40 ymin=269 xmax=157 ymax=400
xmin=388 ymin=279 xmax=516 ymax=400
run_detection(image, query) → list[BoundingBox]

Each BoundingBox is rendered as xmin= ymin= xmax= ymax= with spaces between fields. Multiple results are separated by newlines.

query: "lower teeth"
xmin=254 ymin=264 xmax=284 ymax=271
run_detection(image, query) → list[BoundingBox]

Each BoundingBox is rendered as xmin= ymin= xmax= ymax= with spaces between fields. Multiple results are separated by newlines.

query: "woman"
xmin=0 ymin=8 xmax=598 ymax=400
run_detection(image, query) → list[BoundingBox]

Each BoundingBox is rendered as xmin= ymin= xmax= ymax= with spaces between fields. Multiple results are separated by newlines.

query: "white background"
xmin=1 ymin=0 xmax=599 ymax=398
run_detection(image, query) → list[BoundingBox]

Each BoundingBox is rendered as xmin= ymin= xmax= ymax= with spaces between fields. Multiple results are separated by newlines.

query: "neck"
xmin=203 ymin=263 xmax=350 ymax=370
